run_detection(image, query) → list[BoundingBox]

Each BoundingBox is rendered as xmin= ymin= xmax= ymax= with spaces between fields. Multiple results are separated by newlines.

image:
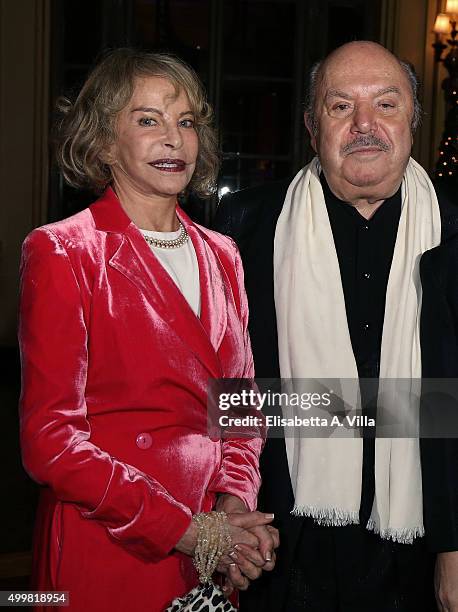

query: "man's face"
xmin=306 ymin=43 xmax=414 ymax=202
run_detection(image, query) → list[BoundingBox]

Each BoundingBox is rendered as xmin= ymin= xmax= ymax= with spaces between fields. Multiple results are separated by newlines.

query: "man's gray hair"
xmin=304 ymin=58 xmax=422 ymax=135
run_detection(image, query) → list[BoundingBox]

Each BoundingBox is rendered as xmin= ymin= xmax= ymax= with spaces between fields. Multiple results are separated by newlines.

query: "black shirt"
xmin=321 ymin=174 xmax=402 ymax=377
xmin=321 ymin=173 xmax=402 ymax=522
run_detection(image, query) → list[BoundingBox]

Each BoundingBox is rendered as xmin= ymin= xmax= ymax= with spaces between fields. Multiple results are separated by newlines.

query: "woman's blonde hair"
xmin=55 ymin=48 xmax=219 ymax=197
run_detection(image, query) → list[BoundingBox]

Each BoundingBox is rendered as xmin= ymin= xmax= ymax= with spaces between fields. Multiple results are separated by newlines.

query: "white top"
xmin=141 ymin=228 xmax=201 ymax=316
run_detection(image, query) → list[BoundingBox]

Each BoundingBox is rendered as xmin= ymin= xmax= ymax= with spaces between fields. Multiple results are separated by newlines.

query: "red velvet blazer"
xmin=18 ymin=188 xmax=262 ymax=611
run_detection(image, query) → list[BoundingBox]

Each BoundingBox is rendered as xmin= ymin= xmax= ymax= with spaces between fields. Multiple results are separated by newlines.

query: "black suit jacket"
xmin=420 ymin=181 xmax=458 ymax=551
xmin=214 ymin=178 xmax=458 ymax=554
xmin=214 ymin=180 xmax=297 ymax=609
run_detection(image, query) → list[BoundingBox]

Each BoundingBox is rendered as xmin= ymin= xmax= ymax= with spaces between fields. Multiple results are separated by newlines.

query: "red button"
xmin=136 ymin=432 xmax=152 ymax=450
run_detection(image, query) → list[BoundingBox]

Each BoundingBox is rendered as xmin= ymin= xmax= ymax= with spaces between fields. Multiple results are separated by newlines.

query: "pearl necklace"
xmin=142 ymin=221 xmax=189 ymax=249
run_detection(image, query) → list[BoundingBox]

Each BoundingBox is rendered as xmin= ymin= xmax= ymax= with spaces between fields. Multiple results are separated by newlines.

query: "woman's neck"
xmin=112 ymin=180 xmax=179 ymax=232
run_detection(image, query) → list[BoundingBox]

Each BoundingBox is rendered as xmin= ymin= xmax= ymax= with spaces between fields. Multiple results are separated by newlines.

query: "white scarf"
xmin=274 ymin=157 xmax=441 ymax=543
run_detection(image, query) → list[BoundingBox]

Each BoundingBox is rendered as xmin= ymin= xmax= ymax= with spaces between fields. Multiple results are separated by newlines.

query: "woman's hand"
xmin=226 ymin=510 xmax=277 ymax=559
xmin=216 ymin=494 xmax=279 ymax=564
xmin=216 ymin=514 xmax=276 ymax=596
xmin=174 ymin=508 xmax=274 ymax=557
xmin=219 ymin=563 xmax=251 ymax=594
xmin=175 ymin=498 xmax=279 ymax=599
xmin=216 ymin=494 xmax=279 ymax=570
xmin=215 ymin=496 xmax=279 ymax=597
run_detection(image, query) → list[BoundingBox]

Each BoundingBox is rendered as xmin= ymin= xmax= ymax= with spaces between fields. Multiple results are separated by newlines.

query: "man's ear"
xmin=304 ymin=112 xmax=317 ymax=152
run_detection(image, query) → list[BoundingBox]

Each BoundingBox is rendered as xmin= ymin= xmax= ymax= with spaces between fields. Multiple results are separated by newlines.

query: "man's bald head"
xmin=305 ymin=41 xmax=421 ymax=135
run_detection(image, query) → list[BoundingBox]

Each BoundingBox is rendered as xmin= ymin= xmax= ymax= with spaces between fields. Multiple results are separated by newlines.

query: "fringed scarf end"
xmin=291 ymin=505 xmax=360 ymax=527
xmin=366 ymin=519 xmax=425 ymax=544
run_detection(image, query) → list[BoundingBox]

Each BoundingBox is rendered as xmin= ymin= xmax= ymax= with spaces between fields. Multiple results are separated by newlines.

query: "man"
xmin=214 ymin=41 xmax=458 ymax=611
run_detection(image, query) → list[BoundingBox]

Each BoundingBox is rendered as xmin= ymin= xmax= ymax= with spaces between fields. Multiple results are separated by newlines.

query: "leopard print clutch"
xmin=166 ymin=583 xmax=237 ymax=612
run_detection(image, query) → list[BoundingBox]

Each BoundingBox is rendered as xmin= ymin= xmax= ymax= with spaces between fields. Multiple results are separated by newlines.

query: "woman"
xmin=19 ymin=49 xmax=276 ymax=611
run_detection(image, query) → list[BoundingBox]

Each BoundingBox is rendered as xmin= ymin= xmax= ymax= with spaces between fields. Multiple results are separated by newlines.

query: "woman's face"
xmin=109 ymin=76 xmax=199 ymax=200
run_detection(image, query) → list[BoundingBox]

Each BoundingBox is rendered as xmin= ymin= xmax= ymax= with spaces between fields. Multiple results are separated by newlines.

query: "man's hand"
xmin=435 ymin=551 xmax=458 ymax=611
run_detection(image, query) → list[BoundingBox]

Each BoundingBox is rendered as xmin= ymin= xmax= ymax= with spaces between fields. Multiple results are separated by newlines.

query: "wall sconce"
xmin=433 ymin=1 xmax=458 ymax=181
xmin=433 ymin=13 xmax=451 ymax=62
xmin=433 ymin=1 xmax=458 ymax=65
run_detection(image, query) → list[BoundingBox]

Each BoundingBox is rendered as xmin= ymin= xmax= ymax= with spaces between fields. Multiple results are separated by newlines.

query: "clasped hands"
xmin=176 ymin=494 xmax=279 ymax=596
xmin=215 ymin=493 xmax=279 ymax=595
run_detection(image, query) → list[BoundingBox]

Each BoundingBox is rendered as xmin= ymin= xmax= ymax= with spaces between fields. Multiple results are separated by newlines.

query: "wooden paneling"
xmin=0 ymin=0 xmax=50 ymax=345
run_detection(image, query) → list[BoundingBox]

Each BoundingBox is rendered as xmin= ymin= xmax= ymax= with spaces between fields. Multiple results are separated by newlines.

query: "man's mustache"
xmin=341 ymin=135 xmax=390 ymax=154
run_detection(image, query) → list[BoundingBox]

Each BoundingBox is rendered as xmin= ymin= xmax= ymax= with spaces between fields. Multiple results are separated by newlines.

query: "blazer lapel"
xmin=91 ymin=189 xmax=227 ymax=377
xmin=180 ymin=210 xmax=228 ymax=354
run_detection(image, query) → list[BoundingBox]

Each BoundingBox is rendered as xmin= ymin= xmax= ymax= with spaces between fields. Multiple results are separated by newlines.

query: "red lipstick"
xmin=148 ymin=159 xmax=186 ymax=172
